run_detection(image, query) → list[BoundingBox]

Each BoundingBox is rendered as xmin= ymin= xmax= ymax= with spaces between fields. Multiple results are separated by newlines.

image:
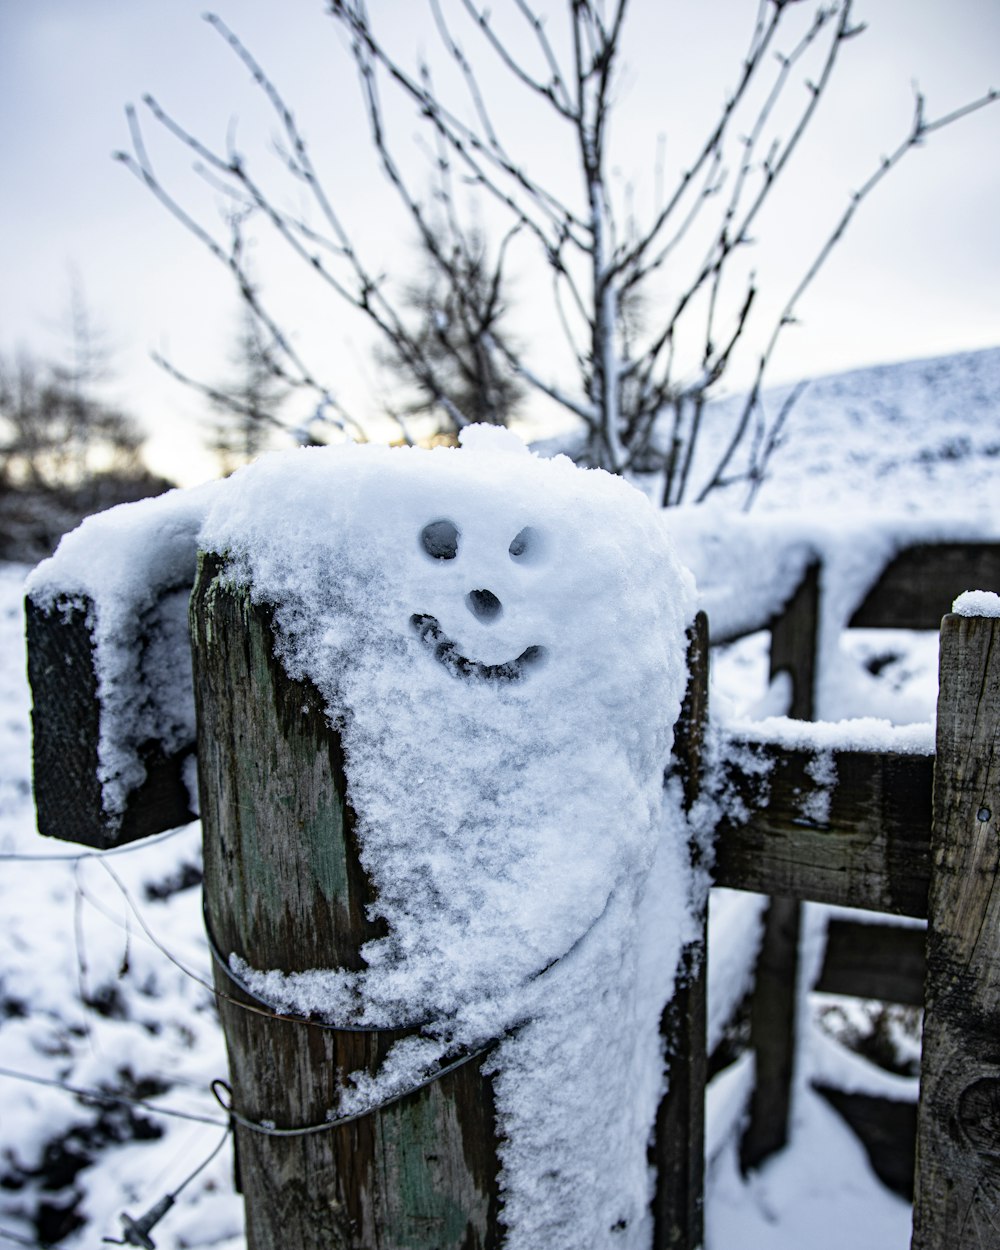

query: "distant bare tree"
xmin=377 ymin=224 xmax=525 ymax=434
xmin=205 ymin=304 xmax=291 ymax=474
xmin=0 ymin=284 xmax=170 ymax=559
xmin=117 ymin=1 xmax=997 ymax=503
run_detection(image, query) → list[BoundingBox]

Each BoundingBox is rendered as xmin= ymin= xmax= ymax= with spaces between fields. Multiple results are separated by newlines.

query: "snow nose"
xmin=466 ymin=589 xmax=503 ymax=623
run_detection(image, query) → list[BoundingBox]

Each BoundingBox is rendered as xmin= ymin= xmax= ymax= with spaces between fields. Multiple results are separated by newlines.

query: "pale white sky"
xmin=1 ymin=0 xmax=997 ymax=484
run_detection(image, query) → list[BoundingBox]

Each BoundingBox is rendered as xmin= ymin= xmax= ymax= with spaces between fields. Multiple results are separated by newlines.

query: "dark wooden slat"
xmin=769 ymin=558 xmax=820 ymax=721
xmin=816 ymin=918 xmax=926 ymax=1006
xmin=740 ymin=895 xmax=801 ymax=1173
xmin=713 ymin=743 xmax=933 ymax=917
xmin=653 ymin=613 xmax=708 ymax=1250
xmin=913 ymin=613 xmax=1000 ymax=1249
xmin=849 ymin=542 xmax=1000 ymax=630
xmin=739 ymin=562 xmax=820 ymax=1174
xmin=814 ymin=1086 xmax=917 ymax=1201
xmin=192 ymin=554 xmax=501 ymax=1250
xmin=26 ymin=594 xmax=196 ymax=849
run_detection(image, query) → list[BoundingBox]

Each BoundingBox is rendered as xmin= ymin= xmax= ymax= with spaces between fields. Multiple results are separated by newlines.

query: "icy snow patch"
xmin=726 ymin=714 xmax=934 ymax=756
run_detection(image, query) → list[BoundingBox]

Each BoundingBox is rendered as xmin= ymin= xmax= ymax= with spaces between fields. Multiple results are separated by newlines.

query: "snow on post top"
xmin=953 ymin=589 xmax=1000 ymax=617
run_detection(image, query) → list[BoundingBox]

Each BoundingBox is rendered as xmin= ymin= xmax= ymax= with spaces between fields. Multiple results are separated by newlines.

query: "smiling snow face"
xmin=410 ymin=515 xmax=549 ymax=681
xmin=199 ymin=425 xmax=697 ymax=1014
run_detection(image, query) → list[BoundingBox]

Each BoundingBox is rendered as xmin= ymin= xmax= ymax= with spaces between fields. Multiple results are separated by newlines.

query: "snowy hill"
xmin=705 ymin=345 xmax=1000 ymax=517
xmin=0 ymin=347 xmax=997 ymax=1249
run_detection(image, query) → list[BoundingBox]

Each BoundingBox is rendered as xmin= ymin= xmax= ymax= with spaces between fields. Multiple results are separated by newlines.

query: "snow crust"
xmin=29 ymin=427 xmax=698 ymax=1249
xmin=667 ymin=504 xmax=1000 ymax=727
xmin=725 ymin=714 xmax=934 ymax=756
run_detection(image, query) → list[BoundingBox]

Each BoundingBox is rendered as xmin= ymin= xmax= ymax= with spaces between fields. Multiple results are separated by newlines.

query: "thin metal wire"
xmin=170 ymin=1126 xmax=231 ymax=1196
xmin=0 ymin=821 xmax=192 ymax=863
xmin=0 ymin=1065 xmax=228 ymax=1129
xmin=101 ymin=1128 xmax=232 ymax=1248
xmin=212 ymin=1035 xmax=494 ymax=1138
xmin=201 ymin=905 xmax=430 ymax=1034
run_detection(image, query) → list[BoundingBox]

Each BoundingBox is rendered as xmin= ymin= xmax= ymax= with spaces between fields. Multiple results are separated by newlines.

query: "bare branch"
xmin=458 ymin=0 xmax=578 ymax=118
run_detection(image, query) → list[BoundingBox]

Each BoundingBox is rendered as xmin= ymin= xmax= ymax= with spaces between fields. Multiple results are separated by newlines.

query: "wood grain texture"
xmin=713 ymin=742 xmax=934 ymax=917
xmin=191 ymin=553 xmax=500 ymax=1250
xmin=26 ymin=593 xmax=195 ymax=849
xmin=913 ymin=613 xmax=1000 ymax=1249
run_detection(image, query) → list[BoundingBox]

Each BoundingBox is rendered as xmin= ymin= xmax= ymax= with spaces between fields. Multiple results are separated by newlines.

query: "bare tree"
xmin=117 ymin=1 xmax=997 ymax=503
xmin=0 ymin=281 xmax=173 ymax=558
xmin=206 ymin=304 xmax=291 ymax=474
xmin=0 ymin=281 xmax=144 ymax=496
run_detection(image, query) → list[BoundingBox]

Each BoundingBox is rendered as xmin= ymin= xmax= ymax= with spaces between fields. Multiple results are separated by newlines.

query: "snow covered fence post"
xmin=190 ymin=550 xmax=502 ymax=1249
xmin=651 ymin=611 xmax=709 ymax=1250
xmin=186 ymin=427 xmax=698 ymax=1250
xmin=913 ymin=597 xmax=1000 ymax=1249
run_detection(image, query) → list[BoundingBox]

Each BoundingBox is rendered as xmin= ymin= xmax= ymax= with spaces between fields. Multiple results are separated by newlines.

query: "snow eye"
xmin=509 ymin=526 xmax=542 ymax=563
xmin=420 ymin=519 xmax=460 ymax=561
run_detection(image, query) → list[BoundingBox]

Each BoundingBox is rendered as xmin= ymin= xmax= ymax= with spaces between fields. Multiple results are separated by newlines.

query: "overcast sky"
xmin=1 ymin=0 xmax=997 ymax=485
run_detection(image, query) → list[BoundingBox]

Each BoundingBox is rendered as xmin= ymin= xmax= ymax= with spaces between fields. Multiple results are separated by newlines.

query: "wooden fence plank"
xmin=653 ymin=613 xmax=708 ymax=1250
xmin=816 ymin=919 xmax=926 ymax=1006
xmin=849 ymin=544 xmax=1000 ymax=630
xmin=739 ymin=561 xmax=820 ymax=1174
xmin=191 ymin=554 xmax=500 ymax=1250
xmin=714 ymin=742 xmax=933 ymax=916
xmin=912 ymin=612 xmax=1000 ymax=1250
xmin=768 ymin=557 xmax=821 ymax=722
xmin=739 ymin=894 xmax=802 ymax=1173
xmin=26 ymin=593 xmax=196 ymax=849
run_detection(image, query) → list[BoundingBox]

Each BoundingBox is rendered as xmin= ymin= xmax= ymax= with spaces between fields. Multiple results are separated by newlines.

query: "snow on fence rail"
xmin=22 ymin=444 xmax=1000 ymax=1250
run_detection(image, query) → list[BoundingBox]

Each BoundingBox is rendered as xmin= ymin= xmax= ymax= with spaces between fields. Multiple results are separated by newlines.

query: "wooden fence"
xmin=24 ymin=541 xmax=1000 ymax=1249
xmin=722 ymin=540 xmax=1000 ymax=1191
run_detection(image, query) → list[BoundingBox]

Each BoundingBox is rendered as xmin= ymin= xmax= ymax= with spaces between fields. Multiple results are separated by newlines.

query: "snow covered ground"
xmin=1 ymin=345 xmax=998 ymax=1248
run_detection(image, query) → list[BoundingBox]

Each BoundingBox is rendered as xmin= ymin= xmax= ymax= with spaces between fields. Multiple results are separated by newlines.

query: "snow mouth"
xmin=410 ymin=614 xmax=547 ymax=682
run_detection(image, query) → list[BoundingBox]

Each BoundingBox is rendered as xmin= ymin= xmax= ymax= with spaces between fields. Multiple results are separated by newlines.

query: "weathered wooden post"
xmin=653 ymin=612 xmax=708 ymax=1250
xmin=913 ymin=603 xmax=1000 ymax=1249
xmin=740 ymin=560 xmax=820 ymax=1172
xmin=191 ymin=552 xmax=501 ymax=1250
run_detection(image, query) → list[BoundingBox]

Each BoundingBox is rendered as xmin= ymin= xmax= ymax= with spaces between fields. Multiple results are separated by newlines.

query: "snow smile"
xmin=410 ymin=614 xmax=547 ymax=682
